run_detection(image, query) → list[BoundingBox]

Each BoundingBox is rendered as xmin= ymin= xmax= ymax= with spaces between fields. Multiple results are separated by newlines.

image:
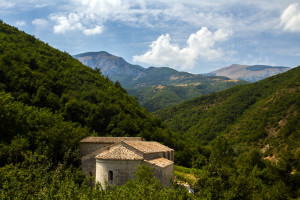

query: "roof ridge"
xmin=80 ymin=136 xmax=145 ymax=143
xmin=144 ymin=157 xmax=174 ymax=168
xmin=122 ymin=141 xmax=174 ymax=153
xmin=120 ymin=141 xmax=144 ymax=155
xmin=95 ymin=143 xmax=143 ymax=160
xmin=82 ymin=142 xmax=121 ymax=160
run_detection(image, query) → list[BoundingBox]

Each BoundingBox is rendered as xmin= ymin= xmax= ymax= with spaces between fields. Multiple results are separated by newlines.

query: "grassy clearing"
xmin=174 ymin=165 xmax=200 ymax=185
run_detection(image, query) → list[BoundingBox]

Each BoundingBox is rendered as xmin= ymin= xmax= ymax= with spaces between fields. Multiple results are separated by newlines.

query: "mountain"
xmin=154 ymin=66 xmax=300 ymax=159
xmin=209 ymin=64 xmax=290 ymax=82
xmin=74 ymin=51 xmax=145 ymax=84
xmin=74 ymin=52 xmax=246 ymax=111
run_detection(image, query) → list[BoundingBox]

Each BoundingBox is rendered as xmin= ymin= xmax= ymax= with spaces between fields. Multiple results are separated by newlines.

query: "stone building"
xmin=80 ymin=137 xmax=174 ymax=187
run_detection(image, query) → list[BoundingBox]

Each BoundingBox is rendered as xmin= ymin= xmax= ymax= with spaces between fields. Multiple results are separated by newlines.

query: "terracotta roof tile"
xmin=95 ymin=144 xmax=143 ymax=160
xmin=145 ymin=158 xmax=174 ymax=168
xmin=80 ymin=137 xmax=144 ymax=143
xmin=123 ymin=141 xmax=173 ymax=154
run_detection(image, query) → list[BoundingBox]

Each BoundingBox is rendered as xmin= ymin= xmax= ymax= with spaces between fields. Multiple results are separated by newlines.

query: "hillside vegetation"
xmin=0 ymin=20 xmax=299 ymax=199
xmin=129 ymin=77 xmax=241 ymax=112
xmin=75 ymin=52 xmax=246 ymax=112
xmin=0 ymin=20 xmax=178 ymax=145
xmin=155 ymin=66 xmax=299 ymax=154
xmin=154 ymin=67 xmax=300 ymax=198
xmin=0 ymin=21 xmax=193 ymax=198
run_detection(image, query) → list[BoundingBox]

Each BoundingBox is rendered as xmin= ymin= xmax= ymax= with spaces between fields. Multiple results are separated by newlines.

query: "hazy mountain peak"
xmin=210 ymin=64 xmax=290 ymax=82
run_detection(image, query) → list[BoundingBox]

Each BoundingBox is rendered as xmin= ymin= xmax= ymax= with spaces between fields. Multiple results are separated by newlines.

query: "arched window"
xmin=108 ymin=171 xmax=113 ymax=181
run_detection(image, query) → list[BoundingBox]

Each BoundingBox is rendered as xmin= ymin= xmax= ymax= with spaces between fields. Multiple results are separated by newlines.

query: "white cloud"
xmin=49 ymin=12 xmax=104 ymax=35
xmin=83 ymin=25 xmax=103 ymax=35
xmin=16 ymin=20 xmax=26 ymax=26
xmin=50 ymin=13 xmax=83 ymax=34
xmin=43 ymin=0 xmax=297 ymax=37
xmin=281 ymin=3 xmax=300 ymax=32
xmin=32 ymin=18 xmax=48 ymax=27
xmin=133 ymin=27 xmax=232 ymax=70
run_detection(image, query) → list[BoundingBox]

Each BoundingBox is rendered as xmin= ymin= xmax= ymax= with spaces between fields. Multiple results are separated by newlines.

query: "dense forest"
xmin=128 ymin=78 xmax=243 ymax=112
xmin=0 ymin=20 xmax=299 ymax=199
xmin=155 ymin=66 xmax=300 ymax=198
xmin=0 ymin=20 xmax=193 ymax=198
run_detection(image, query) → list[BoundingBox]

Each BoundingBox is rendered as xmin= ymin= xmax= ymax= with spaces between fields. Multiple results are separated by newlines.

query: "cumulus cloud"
xmin=32 ymin=18 xmax=48 ymax=27
xmin=50 ymin=13 xmax=83 ymax=34
xmin=49 ymin=12 xmax=104 ymax=35
xmin=281 ymin=3 xmax=300 ymax=32
xmin=48 ymin=0 xmax=160 ymax=35
xmin=133 ymin=27 xmax=232 ymax=70
xmin=16 ymin=20 xmax=26 ymax=26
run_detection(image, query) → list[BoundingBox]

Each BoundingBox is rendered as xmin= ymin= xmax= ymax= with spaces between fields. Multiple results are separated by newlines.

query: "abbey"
xmin=80 ymin=137 xmax=174 ymax=187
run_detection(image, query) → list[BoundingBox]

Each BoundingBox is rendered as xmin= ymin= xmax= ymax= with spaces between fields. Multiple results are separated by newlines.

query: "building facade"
xmin=80 ymin=137 xmax=174 ymax=188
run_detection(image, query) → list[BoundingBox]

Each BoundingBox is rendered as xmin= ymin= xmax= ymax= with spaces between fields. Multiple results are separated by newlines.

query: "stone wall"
xmin=145 ymin=162 xmax=174 ymax=187
xmin=161 ymin=164 xmax=174 ymax=187
xmin=95 ymin=159 xmax=142 ymax=188
xmin=143 ymin=150 xmax=174 ymax=161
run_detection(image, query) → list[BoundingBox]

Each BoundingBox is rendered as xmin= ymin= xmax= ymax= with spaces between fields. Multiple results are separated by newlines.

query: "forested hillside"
xmin=155 ymin=67 xmax=300 ymax=198
xmin=0 ymin=20 xmax=178 ymax=145
xmin=0 ymin=20 xmax=299 ymax=199
xmin=155 ymin=66 xmax=299 ymax=153
xmin=128 ymin=77 xmax=241 ymax=112
xmin=0 ymin=21 xmax=193 ymax=198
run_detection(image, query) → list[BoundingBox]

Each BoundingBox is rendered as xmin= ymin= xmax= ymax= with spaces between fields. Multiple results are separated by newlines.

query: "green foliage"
xmin=154 ymin=68 xmax=300 ymax=198
xmin=0 ymin=91 xmax=89 ymax=165
xmin=0 ymin=20 xmax=180 ymax=151
xmin=155 ymin=66 xmax=300 ymax=156
xmin=128 ymin=76 xmax=245 ymax=112
xmin=0 ymin=21 xmax=195 ymax=199
xmin=0 ymin=154 xmax=194 ymax=199
xmin=1 ymin=20 xmax=299 ymax=199
xmin=194 ymin=139 xmax=299 ymax=199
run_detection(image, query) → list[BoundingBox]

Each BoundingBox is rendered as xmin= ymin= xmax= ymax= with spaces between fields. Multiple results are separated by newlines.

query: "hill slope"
xmin=155 ymin=66 xmax=299 ymax=158
xmin=75 ymin=52 xmax=245 ymax=111
xmin=0 ymin=21 xmax=177 ymax=151
xmin=128 ymin=77 xmax=242 ymax=112
xmin=210 ymin=64 xmax=290 ymax=82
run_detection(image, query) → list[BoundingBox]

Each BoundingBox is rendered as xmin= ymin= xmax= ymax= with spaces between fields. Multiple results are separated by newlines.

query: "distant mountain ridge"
xmin=74 ymin=51 xmax=145 ymax=85
xmin=74 ymin=51 xmax=245 ymax=111
xmin=210 ymin=64 xmax=290 ymax=82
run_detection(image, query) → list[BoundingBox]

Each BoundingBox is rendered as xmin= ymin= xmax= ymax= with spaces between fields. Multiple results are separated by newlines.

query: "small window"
xmin=89 ymin=171 xmax=92 ymax=176
xmin=108 ymin=171 xmax=113 ymax=181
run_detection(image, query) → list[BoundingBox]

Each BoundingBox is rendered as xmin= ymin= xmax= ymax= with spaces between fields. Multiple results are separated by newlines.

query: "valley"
xmin=75 ymin=51 xmax=247 ymax=111
xmin=0 ymin=20 xmax=299 ymax=199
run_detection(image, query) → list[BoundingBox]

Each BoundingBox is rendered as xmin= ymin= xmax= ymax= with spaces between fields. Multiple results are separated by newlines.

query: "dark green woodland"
xmin=0 ymin=20 xmax=299 ymax=199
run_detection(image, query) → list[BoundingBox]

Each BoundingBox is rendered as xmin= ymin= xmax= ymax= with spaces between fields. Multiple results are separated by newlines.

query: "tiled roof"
xmin=95 ymin=143 xmax=143 ymax=160
xmin=144 ymin=158 xmax=174 ymax=168
xmin=82 ymin=143 xmax=116 ymax=161
xmin=80 ymin=137 xmax=144 ymax=143
xmin=123 ymin=141 xmax=173 ymax=154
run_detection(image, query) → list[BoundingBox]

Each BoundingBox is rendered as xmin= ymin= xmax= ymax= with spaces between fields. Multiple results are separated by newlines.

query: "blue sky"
xmin=0 ymin=0 xmax=299 ymax=74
